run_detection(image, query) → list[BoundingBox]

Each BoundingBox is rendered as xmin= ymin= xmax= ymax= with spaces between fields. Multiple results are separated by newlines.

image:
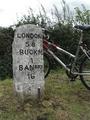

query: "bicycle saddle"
xmin=74 ymin=25 xmax=90 ymax=31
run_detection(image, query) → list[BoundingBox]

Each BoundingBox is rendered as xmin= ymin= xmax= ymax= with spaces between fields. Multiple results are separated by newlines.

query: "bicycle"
xmin=43 ymin=25 xmax=90 ymax=90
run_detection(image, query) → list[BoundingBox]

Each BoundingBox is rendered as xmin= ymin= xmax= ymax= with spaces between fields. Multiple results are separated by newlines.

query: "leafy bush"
xmin=0 ymin=27 xmax=14 ymax=79
xmin=0 ymin=1 xmax=90 ymax=79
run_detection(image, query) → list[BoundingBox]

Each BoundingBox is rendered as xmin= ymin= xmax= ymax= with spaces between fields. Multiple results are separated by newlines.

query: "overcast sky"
xmin=0 ymin=0 xmax=90 ymax=27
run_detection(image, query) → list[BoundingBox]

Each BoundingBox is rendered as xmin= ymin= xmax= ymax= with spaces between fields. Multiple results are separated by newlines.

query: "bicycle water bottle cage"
xmin=74 ymin=25 xmax=90 ymax=31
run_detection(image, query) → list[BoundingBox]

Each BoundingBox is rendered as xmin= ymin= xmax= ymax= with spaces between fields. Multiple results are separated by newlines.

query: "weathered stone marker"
xmin=12 ymin=24 xmax=44 ymax=100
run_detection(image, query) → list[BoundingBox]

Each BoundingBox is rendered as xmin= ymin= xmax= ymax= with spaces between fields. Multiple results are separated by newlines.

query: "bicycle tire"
xmin=44 ymin=52 xmax=51 ymax=78
xmin=79 ymin=56 xmax=90 ymax=90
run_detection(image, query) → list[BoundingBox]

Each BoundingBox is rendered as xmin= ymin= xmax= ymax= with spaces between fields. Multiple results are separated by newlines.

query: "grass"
xmin=0 ymin=69 xmax=90 ymax=120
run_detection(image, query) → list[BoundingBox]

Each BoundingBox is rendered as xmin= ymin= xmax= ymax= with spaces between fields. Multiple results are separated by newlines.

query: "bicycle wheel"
xmin=79 ymin=56 xmax=90 ymax=90
xmin=44 ymin=52 xmax=51 ymax=78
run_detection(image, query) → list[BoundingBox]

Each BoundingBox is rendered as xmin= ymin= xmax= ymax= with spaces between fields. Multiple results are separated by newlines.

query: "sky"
xmin=0 ymin=0 xmax=90 ymax=27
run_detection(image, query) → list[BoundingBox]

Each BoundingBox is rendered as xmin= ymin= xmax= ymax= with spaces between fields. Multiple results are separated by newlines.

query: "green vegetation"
xmin=0 ymin=70 xmax=90 ymax=120
xmin=0 ymin=1 xmax=90 ymax=79
xmin=0 ymin=27 xmax=14 ymax=79
xmin=0 ymin=1 xmax=89 ymax=119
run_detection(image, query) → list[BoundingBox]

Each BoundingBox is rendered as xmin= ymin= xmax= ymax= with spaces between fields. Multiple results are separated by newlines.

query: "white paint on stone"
xmin=12 ymin=24 xmax=44 ymax=99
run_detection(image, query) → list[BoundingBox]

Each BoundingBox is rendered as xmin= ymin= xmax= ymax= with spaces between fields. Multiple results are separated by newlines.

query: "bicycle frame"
xmin=43 ymin=30 xmax=90 ymax=75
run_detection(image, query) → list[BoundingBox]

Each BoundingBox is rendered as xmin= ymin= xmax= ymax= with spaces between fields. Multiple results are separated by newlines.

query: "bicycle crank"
xmin=66 ymin=64 xmax=78 ymax=81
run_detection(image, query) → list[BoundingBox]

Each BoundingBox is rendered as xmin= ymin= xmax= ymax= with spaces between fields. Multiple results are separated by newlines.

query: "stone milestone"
xmin=12 ymin=24 xmax=44 ymax=99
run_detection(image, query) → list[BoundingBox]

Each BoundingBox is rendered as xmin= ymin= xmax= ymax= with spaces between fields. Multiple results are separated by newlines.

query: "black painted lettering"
xmin=31 ymin=74 xmax=35 ymax=79
xmin=19 ymin=49 xmax=24 ymax=55
xmin=31 ymin=41 xmax=35 ymax=47
xmin=19 ymin=64 xmax=43 ymax=72
xmin=16 ymin=33 xmax=42 ymax=39
xmin=25 ymin=49 xmax=29 ymax=55
xmin=30 ymin=33 xmax=33 ymax=39
xmin=34 ymin=50 xmax=37 ymax=55
xmin=24 ymin=65 xmax=29 ymax=70
xmin=38 ymin=49 xmax=43 ymax=55
xmin=27 ymin=73 xmax=35 ymax=79
xmin=26 ymin=33 xmax=30 ymax=38
xmin=22 ymin=33 xmax=25 ymax=38
xmin=19 ymin=65 xmax=23 ymax=71
xmin=19 ymin=49 xmax=43 ymax=55
xmin=29 ymin=50 xmax=33 ymax=55
xmin=34 ymin=33 xmax=38 ymax=38
xmin=25 ymin=41 xmax=30 ymax=47
xmin=29 ymin=65 xmax=34 ymax=70
xmin=17 ymin=34 xmax=21 ymax=38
